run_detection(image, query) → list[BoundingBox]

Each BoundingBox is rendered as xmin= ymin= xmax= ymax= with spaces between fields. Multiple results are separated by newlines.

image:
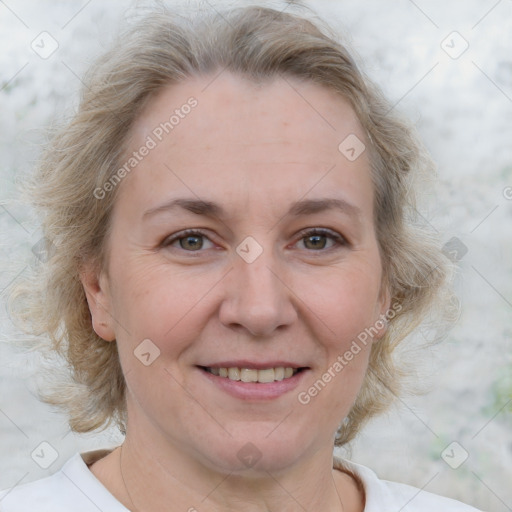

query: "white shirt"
xmin=0 ymin=449 xmax=483 ymax=511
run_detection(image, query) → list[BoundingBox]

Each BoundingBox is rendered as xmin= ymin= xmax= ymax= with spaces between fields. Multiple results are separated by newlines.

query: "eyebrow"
xmin=143 ymin=197 xmax=362 ymax=221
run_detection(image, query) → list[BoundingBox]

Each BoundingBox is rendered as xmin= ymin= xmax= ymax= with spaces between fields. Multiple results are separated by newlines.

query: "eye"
xmin=162 ymin=229 xmax=215 ymax=252
xmin=296 ymin=228 xmax=348 ymax=251
xmin=161 ymin=227 xmax=348 ymax=254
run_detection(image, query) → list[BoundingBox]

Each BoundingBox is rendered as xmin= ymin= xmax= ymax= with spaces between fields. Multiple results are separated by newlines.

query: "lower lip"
xmin=197 ymin=367 xmax=309 ymax=400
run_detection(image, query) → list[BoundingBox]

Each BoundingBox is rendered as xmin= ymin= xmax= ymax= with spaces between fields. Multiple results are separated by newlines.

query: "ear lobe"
xmin=80 ymin=264 xmax=116 ymax=342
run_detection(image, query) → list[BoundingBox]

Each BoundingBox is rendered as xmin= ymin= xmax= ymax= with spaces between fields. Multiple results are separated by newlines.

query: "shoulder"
xmin=334 ymin=457 xmax=485 ymax=512
xmin=0 ymin=450 xmax=127 ymax=512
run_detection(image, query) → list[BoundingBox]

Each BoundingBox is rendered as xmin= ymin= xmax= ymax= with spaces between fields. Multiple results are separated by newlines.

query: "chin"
xmin=193 ymin=426 xmax=314 ymax=475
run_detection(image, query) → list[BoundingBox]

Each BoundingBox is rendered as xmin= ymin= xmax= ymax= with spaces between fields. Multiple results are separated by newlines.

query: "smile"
xmin=202 ymin=366 xmax=301 ymax=383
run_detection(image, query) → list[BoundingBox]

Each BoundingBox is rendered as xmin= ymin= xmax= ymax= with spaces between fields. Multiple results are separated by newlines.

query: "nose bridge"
xmin=219 ymin=241 xmax=296 ymax=336
xmin=239 ymin=249 xmax=280 ymax=300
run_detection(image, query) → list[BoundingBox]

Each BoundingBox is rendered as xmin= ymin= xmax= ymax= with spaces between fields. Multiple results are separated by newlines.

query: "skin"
xmin=82 ymin=72 xmax=391 ymax=512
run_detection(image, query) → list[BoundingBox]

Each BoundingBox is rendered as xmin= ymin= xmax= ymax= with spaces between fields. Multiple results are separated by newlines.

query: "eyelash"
xmin=161 ymin=228 xmax=348 ymax=253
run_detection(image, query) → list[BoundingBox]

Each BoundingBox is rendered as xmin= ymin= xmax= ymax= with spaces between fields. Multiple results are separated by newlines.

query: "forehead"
xmin=119 ymin=72 xmax=373 ymax=220
xmin=131 ymin=72 xmax=366 ymax=157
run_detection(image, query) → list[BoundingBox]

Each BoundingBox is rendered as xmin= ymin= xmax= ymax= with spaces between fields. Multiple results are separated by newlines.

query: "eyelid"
xmin=161 ymin=228 xmax=216 ymax=250
xmin=161 ymin=227 xmax=349 ymax=253
xmin=294 ymin=227 xmax=349 ymax=248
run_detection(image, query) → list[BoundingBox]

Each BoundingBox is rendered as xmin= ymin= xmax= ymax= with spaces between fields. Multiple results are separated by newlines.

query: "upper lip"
xmin=198 ymin=361 xmax=308 ymax=370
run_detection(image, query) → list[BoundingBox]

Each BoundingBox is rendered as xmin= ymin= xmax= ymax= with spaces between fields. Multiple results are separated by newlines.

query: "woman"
xmin=1 ymin=4 xmax=483 ymax=511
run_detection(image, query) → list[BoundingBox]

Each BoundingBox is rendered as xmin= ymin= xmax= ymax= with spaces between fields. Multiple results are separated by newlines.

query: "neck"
xmin=103 ymin=425 xmax=362 ymax=512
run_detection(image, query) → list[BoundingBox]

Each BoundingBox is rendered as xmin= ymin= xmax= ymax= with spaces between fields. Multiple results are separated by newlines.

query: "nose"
xmin=218 ymin=249 xmax=297 ymax=337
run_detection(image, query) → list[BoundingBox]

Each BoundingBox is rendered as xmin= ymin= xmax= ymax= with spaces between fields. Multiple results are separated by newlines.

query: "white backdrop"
xmin=0 ymin=1 xmax=511 ymax=510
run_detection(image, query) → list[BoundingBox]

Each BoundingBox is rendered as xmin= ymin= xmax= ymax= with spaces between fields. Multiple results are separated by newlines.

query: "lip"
xmin=200 ymin=360 xmax=304 ymax=370
xmin=196 ymin=365 xmax=310 ymax=400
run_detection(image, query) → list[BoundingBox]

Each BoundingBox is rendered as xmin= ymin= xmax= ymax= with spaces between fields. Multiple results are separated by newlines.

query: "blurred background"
xmin=1 ymin=0 xmax=511 ymax=510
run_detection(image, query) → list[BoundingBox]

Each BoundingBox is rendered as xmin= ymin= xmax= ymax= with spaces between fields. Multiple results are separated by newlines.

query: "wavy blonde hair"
xmin=11 ymin=3 xmax=454 ymax=445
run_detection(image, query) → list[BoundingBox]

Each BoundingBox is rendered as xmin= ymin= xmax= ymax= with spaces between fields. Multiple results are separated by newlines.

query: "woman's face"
xmin=85 ymin=73 xmax=390 ymax=472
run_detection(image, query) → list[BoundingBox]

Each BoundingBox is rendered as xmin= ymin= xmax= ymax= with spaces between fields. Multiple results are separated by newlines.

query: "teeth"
xmin=257 ymin=368 xmax=275 ymax=383
xmin=205 ymin=366 xmax=299 ymax=383
xmin=241 ymin=368 xmax=258 ymax=382
xmin=228 ymin=367 xmax=241 ymax=381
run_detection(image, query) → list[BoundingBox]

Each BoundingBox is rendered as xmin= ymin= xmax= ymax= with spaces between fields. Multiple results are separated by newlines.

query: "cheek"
xmin=109 ymin=258 xmax=219 ymax=361
xmin=109 ymin=263 xmax=211 ymax=417
xmin=297 ymin=264 xmax=382 ymax=406
xmin=301 ymin=264 xmax=383 ymax=346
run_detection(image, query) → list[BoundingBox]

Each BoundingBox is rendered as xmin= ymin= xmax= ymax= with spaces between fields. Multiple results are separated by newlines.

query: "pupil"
xmin=181 ymin=235 xmax=203 ymax=250
xmin=178 ymin=234 xmax=327 ymax=251
xmin=306 ymin=235 xmax=325 ymax=249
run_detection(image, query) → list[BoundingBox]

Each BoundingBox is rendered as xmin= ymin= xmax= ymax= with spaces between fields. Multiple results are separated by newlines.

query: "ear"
xmin=80 ymin=262 xmax=116 ymax=342
xmin=373 ymin=281 xmax=392 ymax=341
